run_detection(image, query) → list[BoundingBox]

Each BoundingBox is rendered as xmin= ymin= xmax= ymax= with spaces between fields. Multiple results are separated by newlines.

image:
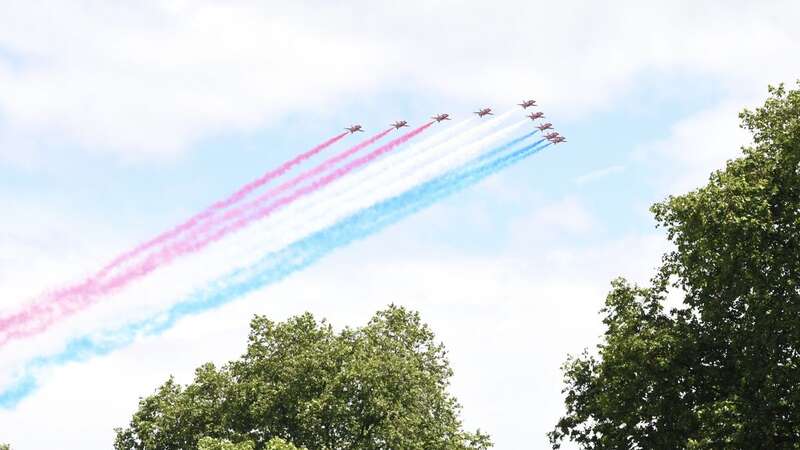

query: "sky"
xmin=1 ymin=1 xmax=799 ymax=448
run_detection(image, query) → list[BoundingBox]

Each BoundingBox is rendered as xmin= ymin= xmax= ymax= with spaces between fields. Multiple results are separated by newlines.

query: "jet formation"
xmin=518 ymin=100 xmax=565 ymax=144
xmin=344 ymin=99 xmax=565 ymax=144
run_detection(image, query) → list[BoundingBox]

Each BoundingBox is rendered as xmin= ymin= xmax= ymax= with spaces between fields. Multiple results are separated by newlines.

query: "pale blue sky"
xmin=1 ymin=1 xmax=799 ymax=449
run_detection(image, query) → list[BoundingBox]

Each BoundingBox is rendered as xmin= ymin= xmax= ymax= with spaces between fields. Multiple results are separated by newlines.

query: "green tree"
xmin=198 ymin=437 xmax=256 ymax=450
xmin=550 ymin=81 xmax=800 ymax=449
xmin=263 ymin=438 xmax=302 ymax=450
xmin=0 ymin=444 xmax=10 ymax=450
xmin=197 ymin=436 xmax=296 ymax=450
xmin=115 ymin=305 xmax=491 ymax=450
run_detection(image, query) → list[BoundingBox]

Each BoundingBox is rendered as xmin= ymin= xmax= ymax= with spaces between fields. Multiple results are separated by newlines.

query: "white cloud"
xmin=574 ymin=165 xmax=625 ymax=185
xmin=637 ymin=101 xmax=753 ymax=193
xmin=0 ymin=1 xmax=388 ymax=163
xmin=0 ymin=196 xmax=126 ymax=303
xmin=508 ymin=196 xmax=596 ymax=247
xmin=1 ymin=1 xmax=799 ymax=164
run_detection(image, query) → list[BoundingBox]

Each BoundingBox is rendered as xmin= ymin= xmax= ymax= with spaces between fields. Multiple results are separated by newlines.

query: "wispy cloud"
xmin=574 ymin=165 xmax=626 ymax=185
xmin=636 ymin=101 xmax=752 ymax=193
xmin=1 ymin=1 xmax=799 ymax=164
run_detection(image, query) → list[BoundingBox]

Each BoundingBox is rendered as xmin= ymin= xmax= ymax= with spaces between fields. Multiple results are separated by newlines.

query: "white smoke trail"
xmin=0 ymin=112 xmax=529 ymax=385
xmin=205 ymin=111 xmax=518 ymax=268
xmin=205 ymin=115 xmax=528 ymax=281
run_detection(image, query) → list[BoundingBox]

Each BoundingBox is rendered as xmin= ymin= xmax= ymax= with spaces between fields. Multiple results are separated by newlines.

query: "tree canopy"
xmin=197 ymin=437 xmax=257 ymax=450
xmin=550 ymin=81 xmax=800 ymax=449
xmin=114 ymin=305 xmax=491 ymax=450
xmin=196 ymin=436 xmax=298 ymax=450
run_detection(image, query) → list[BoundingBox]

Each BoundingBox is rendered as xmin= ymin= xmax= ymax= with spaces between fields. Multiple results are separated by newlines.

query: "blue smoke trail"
xmin=0 ymin=136 xmax=551 ymax=408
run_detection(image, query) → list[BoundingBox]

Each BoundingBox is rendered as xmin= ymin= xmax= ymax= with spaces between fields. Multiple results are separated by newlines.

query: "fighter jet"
xmin=544 ymin=132 xmax=560 ymax=140
xmin=536 ymin=122 xmax=554 ymax=132
xmin=527 ymin=112 xmax=545 ymax=121
xmin=549 ymin=136 xmax=567 ymax=144
xmin=474 ymin=108 xmax=493 ymax=117
xmin=432 ymin=113 xmax=451 ymax=122
xmin=518 ymin=99 xmax=537 ymax=109
xmin=345 ymin=125 xmax=364 ymax=133
xmin=391 ymin=120 xmax=409 ymax=130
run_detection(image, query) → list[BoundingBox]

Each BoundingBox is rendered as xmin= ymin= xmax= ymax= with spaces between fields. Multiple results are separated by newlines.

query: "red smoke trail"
xmin=0 ymin=126 xmax=413 ymax=345
xmin=183 ymin=128 xmax=394 ymax=242
xmin=45 ymin=132 xmax=348 ymax=303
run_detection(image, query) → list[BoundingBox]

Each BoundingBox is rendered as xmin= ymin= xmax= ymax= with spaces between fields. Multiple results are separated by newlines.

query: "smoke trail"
xmin=0 ymin=125 xmax=429 ymax=346
xmin=0 ymin=132 xmax=347 ymax=338
xmin=175 ymin=117 xmax=488 ymax=291
xmin=0 ymin=137 xmax=550 ymax=408
xmin=278 ymin=111 xmax=516 ymax=234
xmin=241 ymin=125 xmax=538 ymax=275
xmin=152 ymin=128 xmax=540 ymax=321
xmin=325 ymin=121 xmax=530 ymax=220
xmin=188 ymin=128 xmax=393 ymax=240
xmin=127 ymin=118 xmax=523 ymax=315
xmin=51 ymin=132 xmax=348 ymax=298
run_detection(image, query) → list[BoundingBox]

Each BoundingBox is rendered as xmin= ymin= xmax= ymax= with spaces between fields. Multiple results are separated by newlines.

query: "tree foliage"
xmin=197 ymin=436 xmax=296 ymax=450
xmin=197 ymin=437 xmax=257 ymax=450
xmin=550 ymin=81 xmax=800 ymax=449
xmin=262 ymin=438 xmax=302 ymax=450
xmin=115 ymin=305 xmax=491 ymax=450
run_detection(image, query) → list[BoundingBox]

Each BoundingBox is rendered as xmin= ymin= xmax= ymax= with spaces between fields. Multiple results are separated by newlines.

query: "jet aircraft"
xmin=391 ymin=120 xmax=409 ymax=129
xmin=474 ymin=108 xmax=493 ymax=117
xmin=518 ymin=99 xmax=537 ymax=108
xmin=432 ymin=113 xmax=451 ymax=122
xmin=345 ymin=125 xmax=363 ymax=133
xmin=527 ymin=112 xmax=545 ymax=120
xmin=536 ymin=122 xmax=554 ymax=132
xmin=544 ymin=132 xmax=560 ymax=140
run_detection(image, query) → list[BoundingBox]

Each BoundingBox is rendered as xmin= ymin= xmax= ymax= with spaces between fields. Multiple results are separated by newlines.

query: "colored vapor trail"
xmin=187 ymin=127 xmax=394 ymax=241
xmin=275 ymin=122 xmax=533 ymax=258
xmin=158 ymin=123 xmax=534 ymax=309
xmin=58 ymin=131 xmax=347 ymax=296
xmin=106 ymin=131 xmax=349 ymax=267
xmin=0 ymin=132 xmax=346 ymax=336
xmin=0 ymin=125 xmax=428 ymax=346
xmin=0 ymin=135 xmax=551 ymax=408
xmin=280 ymin=112 xmax=515 ymax=232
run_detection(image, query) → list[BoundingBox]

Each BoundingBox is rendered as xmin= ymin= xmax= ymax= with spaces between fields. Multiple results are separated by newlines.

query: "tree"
xmin=550 ymin=81 xmax=800 ymax=449
xmin=262 ymin=438 xmax=302 ymax=450
xmin=115 ymin=305 xmax=491 ymax=450
xmin=197 ymin=437 xmax=257 ymax=450
xmin=0 ymin=444 xmax=10 ymax=450
xmin=197 ymin=436 xmax=296 ymax=450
